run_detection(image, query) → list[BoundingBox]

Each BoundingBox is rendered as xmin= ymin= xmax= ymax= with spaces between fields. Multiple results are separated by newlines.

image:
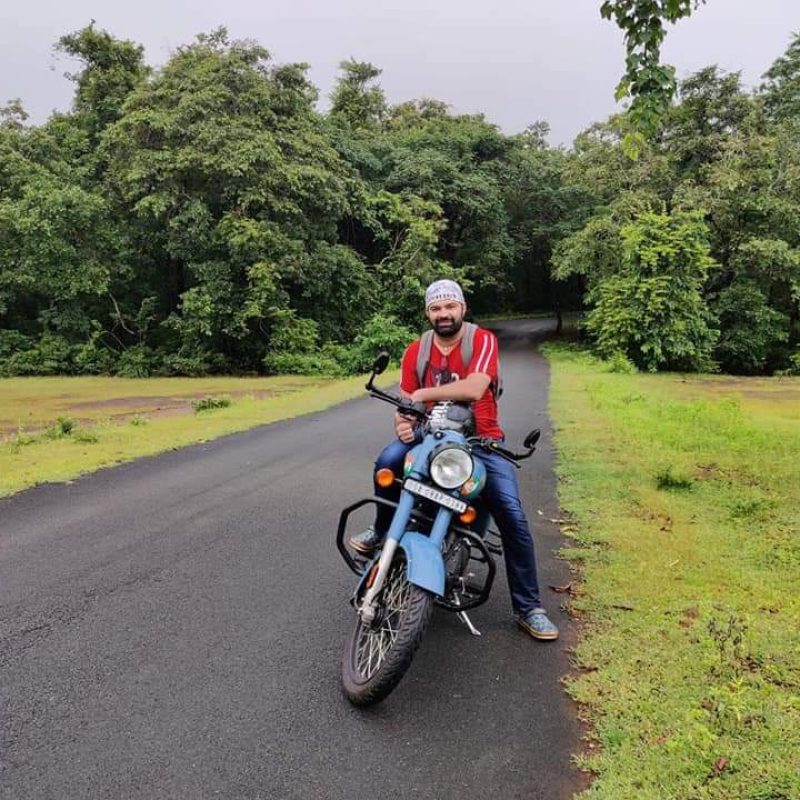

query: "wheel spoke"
xmin=354 ymin=560 xmax=412 ymax=681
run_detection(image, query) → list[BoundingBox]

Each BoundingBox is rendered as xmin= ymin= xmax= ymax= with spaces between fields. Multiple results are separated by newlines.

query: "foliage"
xmin=713 ymin=281 xmax=789 ymax=374
xmin=603 ymin=351 xmax=637 ymax=374
xmin=600 ymin=0 xmax=707 ymax=156
xmin=759 ymin=31 xmax=800 ymax=122
xmin=191 ymin=395 xmax=232 ymax=412
xmin=2 ymin=22 xmax=800 ymax=378
xmin=583 ymin=211 xmax=718 ymax=371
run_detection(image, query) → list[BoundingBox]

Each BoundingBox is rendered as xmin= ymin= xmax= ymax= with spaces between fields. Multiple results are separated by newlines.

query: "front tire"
xmin=342 ymin=556 xmax=433 ymax=707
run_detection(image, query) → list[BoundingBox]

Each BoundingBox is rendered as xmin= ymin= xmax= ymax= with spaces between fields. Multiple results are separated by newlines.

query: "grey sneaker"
xmin=348 ymin=527 xmax=383 ymax=555
xmin=516 ymin=607 xmax=559 ymax=641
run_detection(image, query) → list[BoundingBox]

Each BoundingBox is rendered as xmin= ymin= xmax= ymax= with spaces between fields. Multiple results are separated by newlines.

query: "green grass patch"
xmin=543 ymin=342 xmax=800 ymax=800
xmin=0 ymin=371 xmax=399 ymax=497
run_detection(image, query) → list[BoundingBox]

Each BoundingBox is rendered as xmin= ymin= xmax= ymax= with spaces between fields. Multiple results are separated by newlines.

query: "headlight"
xmin=429 ymin=447 xmax=473 ymax=489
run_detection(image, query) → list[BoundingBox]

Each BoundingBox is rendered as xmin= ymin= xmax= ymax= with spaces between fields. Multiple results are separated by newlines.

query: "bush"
xmin=0 ymin=334 xmax=75 ymax=375
xmin=116 ymin=345 xmax=160 ymax=378
xmin=269 ymin=310 xmax=319 ymax=354
xmin=159 ymin=348 xmax=225 ymax=377
xmin=603 ymin=351 xmax=638 ymax=374
xmin=45 ymin=417 xmax=76 ymax=439
xmin=713 ymin=281 xmax=789 ymax=374
xmin=74 ymin=335 xmax=118 ymax=375
xmin=344 ymin=313 xmax=415 ymax=374
xmin=263 ymin=351 xmax=343 ymax=376
xmin=191 ymin=396 xmax=232 ymax=412
xmin=584 ymin=211 xmax=718 ymax=372
xmin=655 ymin=466 xmax=694 ymax=491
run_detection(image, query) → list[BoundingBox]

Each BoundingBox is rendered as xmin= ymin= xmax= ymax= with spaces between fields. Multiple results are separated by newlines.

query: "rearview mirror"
xmin=524 ymin=429 xmax=541 ymax=450
xmin=372 ymin=351 xmax=391 ymax=376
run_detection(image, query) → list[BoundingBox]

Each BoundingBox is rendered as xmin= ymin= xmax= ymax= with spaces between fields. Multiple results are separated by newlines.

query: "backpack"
xmin=416 ymin=322 xmax=503 ymax=399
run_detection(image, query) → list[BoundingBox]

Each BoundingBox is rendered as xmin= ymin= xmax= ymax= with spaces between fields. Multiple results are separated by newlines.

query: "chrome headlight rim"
xmin=428 ymin=444 xmax=474 ymax=490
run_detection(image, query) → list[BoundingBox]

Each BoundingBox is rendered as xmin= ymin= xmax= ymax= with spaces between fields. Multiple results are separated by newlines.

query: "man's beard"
xmin=432 ymin=317 xmax=463 ymax=337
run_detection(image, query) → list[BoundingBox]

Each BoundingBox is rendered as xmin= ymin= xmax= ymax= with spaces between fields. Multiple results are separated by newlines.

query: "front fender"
xmin=399 ymin=532 xmax=445 ymax=596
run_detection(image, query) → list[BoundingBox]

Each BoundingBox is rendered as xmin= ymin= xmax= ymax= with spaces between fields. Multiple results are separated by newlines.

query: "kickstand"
xmin=451 ymin=589 xmax=482 ymax=637
xmin=456 ymin=610 xmax=482 ymax=637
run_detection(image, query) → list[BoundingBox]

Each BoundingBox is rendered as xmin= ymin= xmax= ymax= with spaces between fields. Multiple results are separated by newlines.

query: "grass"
xmin=0 ymin=371 xmax=399 ymax=497
xmin=543 ymin=343 xmax=800 ymax=800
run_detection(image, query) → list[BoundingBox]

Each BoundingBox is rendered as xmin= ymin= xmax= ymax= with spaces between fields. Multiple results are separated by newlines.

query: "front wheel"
xmin=342 ymin=555 xmax=433 ymax=707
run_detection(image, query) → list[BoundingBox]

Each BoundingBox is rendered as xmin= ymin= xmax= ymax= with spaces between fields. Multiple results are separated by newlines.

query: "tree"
xmin=601 ymin=0 xmax=707 ymax=155
xmin=56 ymin=24 xmax=149 ymax=143
xmin=759 ymin=31 xmax=800 ymax=122
xmin=582 ymin=210 xmax=718 ymax=371
xmin=329 ymin=60 xmax=386 ymax=130
xmin=101 ymin=29 xmax=356 ymax=371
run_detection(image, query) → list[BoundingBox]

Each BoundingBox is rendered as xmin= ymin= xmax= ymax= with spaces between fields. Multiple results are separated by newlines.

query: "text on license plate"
xmin=403 ymin=479 xmax=467 ymax=513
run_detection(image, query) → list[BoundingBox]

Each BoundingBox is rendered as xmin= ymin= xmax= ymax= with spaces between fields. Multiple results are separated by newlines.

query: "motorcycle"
xmin=336 ymin=352 xmax=540 ymax=707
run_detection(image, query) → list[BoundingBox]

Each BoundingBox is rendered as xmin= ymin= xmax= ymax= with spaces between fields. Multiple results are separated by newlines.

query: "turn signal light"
xmin=375 ymin=468 xmax=395 ymax=488
xmin=459 ymin=506 xmax=478 ymax=525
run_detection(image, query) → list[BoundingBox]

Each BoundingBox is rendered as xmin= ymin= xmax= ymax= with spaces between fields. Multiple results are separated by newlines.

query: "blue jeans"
xmin=373 ymin=437 xmax=542 ymax=614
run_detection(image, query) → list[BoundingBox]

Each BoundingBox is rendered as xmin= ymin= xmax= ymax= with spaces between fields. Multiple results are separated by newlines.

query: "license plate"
xmin=403 ymin=479 xmax=467 ymax=513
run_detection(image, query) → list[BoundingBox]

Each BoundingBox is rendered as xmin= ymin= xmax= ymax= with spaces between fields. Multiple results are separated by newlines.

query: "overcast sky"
xmin=2 ymin=0 xmax=797 ymax=146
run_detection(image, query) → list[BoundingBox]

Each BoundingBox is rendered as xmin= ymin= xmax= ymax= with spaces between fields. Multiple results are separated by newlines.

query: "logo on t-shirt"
xmin=430 ymin=364 xmax=461 ymax=387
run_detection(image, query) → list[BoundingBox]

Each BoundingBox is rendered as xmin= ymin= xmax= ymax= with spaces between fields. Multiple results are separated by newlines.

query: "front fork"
xmin=358 ymin=490 xmax=453 ymax=625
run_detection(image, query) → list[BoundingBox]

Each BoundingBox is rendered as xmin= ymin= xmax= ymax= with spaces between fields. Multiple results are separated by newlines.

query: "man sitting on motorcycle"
xmin=350 ymin=279 xmax=559 ymax=641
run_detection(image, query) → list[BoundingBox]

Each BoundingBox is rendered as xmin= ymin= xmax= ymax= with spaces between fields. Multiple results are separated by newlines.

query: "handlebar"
xmin=366 ymin=372 xmax=537 ymax=468
xmin=365 ymin=375 xmax=427 ymax=419
xmin=467 ymin=436 xmax=536 ymax=468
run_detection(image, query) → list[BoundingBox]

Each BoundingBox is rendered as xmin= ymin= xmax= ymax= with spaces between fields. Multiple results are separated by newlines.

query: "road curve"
xmin=0 ymin=318 xmax=581 ymax=800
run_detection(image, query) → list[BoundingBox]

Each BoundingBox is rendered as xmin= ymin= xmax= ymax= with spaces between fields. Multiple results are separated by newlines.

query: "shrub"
xmin=584 ymin=211 xmax=719 ymax=372
xmin=604 ymin=351 xmax=638 ymax=374
xmin=74 ymin=335 xmax=117 ymax=375
xmin=655 ymin=466 xmax=694 ymax=491
xmin=45 ymin=417 xmax=76 ymax=439
xmin=191 ymin=396 xmax=232 ymax=412
xmin=1 ymin=334 xmax=75 ymax=375
xmin=713 ymin=281 xmax=789 ymax=374
xmin=116 ymin=345 xmax=160 ymax=378
xmin=344 ymin=312 xmax=415 ymax=374
xmin=263 ymin=351 xmax=343 ymax=376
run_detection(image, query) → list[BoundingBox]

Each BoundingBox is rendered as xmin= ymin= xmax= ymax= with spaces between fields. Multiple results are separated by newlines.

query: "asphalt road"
xmin=0 ymin=318 xmax=582 ymax=800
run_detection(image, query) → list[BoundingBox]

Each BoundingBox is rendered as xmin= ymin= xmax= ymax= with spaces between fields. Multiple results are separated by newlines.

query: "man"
xmin=350 ymin=279 xmax=559 ymax=641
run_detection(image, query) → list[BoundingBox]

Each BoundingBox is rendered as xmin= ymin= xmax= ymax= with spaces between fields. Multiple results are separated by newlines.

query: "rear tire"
xmin=342 ymin=556 xmax=433 ymax=707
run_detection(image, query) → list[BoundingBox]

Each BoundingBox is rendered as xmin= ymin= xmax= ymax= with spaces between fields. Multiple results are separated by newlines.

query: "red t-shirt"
xmin=400 ymin=327 xmax=503 ymax=440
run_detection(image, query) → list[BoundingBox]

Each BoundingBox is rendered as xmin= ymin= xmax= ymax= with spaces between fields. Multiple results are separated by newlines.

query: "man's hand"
xmin=394 ymin=411 xmax=416 ymax=443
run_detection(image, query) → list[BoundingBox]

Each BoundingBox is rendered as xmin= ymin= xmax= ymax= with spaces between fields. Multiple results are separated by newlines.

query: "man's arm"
xmin=396 ymin=344 xmax=420 ymax=442
xmin=409 ymin=372 xmax=491 ymax=404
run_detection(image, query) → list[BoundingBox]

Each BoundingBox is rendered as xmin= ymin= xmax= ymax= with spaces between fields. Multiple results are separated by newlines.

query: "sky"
xmin=1 ymin=0 xmax=798 ymax=146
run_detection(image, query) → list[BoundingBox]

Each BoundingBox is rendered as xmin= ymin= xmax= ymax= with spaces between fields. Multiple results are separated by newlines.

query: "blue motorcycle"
xmin=336 ymin=352 xmax=540 ymax=706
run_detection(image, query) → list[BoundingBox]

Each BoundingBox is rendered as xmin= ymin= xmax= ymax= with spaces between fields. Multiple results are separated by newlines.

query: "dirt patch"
xmin=67 ymin=395 xmax=186 ymax=411
xmin=64 ymin=389 xmax=279 ymax=414
xmin=0 ymin=389 xmax=283 ymax=441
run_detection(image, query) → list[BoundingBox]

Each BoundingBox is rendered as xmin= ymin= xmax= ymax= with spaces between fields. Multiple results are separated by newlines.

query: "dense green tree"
xmin=583 ymin=210 xmax=718 ymax=371
xmin=56 ymin=24 xmax=149 ymax=144
xmin=3 ymin=21 xmax=800 ymax=378
xmin=759 ymin=31 xmax=800 ymax=122
xmin=101 ymin=29 xmax=356 ymax=370
xmin=329 ymin=60 xmax=387 ymax=131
